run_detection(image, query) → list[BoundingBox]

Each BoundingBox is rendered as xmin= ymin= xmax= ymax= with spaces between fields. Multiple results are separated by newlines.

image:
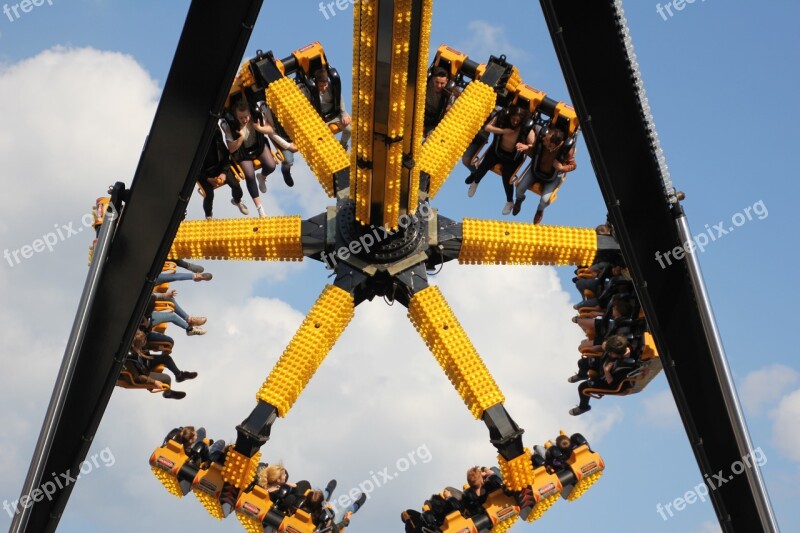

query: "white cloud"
xmin=456 ymin=20 xmax=529 ymax=64
xmin=693 ymin=520 xmax=721 ymax=533
xmin=772 ymin=389 xmax=800 ymax=462
xmin=740 ymin=364 xmax=799 ymax=416
xmin=638 ymin=389 xmax=681 ymax=429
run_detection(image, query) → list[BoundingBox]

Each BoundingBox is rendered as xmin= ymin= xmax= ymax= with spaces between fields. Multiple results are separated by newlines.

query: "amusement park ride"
xmin=12 ymin=1 xmax=777 ymax=532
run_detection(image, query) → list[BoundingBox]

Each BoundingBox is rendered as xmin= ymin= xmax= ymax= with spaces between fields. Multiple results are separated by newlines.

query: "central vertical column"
xmin=351 ymin=0 xmax=433 ymax=230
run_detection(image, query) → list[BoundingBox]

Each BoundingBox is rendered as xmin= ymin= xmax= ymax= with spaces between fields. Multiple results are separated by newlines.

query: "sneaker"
xmin=283 ymin=172 xmax=294 ymax=187
xmin=176 ymin=371 xmax=198 ymax=382
xmin=467 ymin=182 xmax=479 ymax=198
xmin=193 ymin=273 xmax=213 ymax=282
xmin=188 ymin=316 xmax=207 ymax=326
xmin=502 ymin=201 xmax=513 ymax=215
xmin=569 ymin=405 xmax=591 ymax=416
xmin=353 ymin=492 xmax=367 ymax=512
xmin=567 ymin=374 xmax=584 ymax=383
xmin=533 ymin=209 xmax=544 ymax=225
xmin=512 ymin=197 xmax=524 ymax=216
xmin=231 ymin=198 xmax=249 ymax=215
xmin=257 ymin=172 xmax=268 ymax=193
xmin=163 ymin=389 xmax=186 ymax=400
xmin=186 ymin=326 xmax=207 ymax=336
xmin=324 ymin=479 xmax=337 ymax=501
xmin=206 ymin=216 xmax=213 ymax=221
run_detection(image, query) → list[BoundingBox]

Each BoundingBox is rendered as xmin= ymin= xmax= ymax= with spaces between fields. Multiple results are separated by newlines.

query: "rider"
xmin=513 ymin=127 xmax=577 ymax=224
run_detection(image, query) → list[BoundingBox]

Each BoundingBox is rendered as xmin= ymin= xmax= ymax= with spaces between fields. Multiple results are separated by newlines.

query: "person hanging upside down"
xmin=222 ymin=100 xmax=277 ymax=217
xmin=513 ymin=127 xmax=577 ymax=224
xmin=465 ymin=107 xmax=534 ymax=215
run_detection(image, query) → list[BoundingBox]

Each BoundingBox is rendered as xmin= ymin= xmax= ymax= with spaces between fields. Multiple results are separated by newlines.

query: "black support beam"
xmin=538 ymin=1 xmax=776 ymax=531
xmin=15 ymin=1 xmax=263 ymax=531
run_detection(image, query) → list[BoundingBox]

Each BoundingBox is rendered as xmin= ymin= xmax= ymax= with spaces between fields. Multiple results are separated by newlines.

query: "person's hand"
xmin=553 ymin=160 xmax=564 ymax=172
xmin=442 ymin=489 xmax=452 ymax=498
xmin=288 ymin=143 xmax=299 ymax=153
xmin=153 ymin=380 xmax=167 ymax=391
xmin=515 ymin=142 xmax=529 ymax=152
xmin=166 ymin=289 xmax=177 ymax=298
xmin=342 ymin=115 xmax=352 ymax=126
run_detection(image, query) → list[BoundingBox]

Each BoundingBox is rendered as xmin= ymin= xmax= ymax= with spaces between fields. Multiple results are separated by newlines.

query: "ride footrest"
xmin=563 ymin=445 xmax=604 ymax=501
xmin=149 ymin=440 xmax=192 ymax=498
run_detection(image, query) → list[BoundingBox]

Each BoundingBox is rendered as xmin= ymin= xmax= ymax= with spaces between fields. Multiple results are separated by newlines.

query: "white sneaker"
xmin=231 ymin=198 xmax=249 ymax=215
xmin=257 ymin=172 xmax=268 ymax=193
xmin=186 ymin=326 xmax=207 ymax=336
xmin=502 ymin=201 xmax=513 ymax=215
xmin=467 ymin=182 xmax=479 ymax=198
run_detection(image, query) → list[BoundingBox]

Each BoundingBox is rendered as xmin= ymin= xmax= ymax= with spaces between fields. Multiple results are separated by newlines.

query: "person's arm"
xmin=221 ymin=120 xmax=247 ymax=154
xmin=252 ymin=121 xmax=274 ymax=136
xmin=553 ymin=148 xmax=577 ymax=173
xmin=515 ymin=129 xmax=537 ymax=154
xmin=484 ymin=117 xmax=512 ymax=135
xmin=253 ymin=104 xmax=275 ymax=136
xmin=263 ymin=106 xmax=294 ymax=151
xmin=603 ymin=362 xmax=614 ymax=384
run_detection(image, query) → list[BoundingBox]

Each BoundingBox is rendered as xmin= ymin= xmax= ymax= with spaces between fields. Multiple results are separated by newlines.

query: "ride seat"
xmin=562 ymin=444 xmax=604 ymax=502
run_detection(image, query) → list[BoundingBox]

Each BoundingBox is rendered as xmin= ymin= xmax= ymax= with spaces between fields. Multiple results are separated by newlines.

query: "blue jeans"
xmin=156 ymin=272 xmax=194 ymax=284
xmin=150 ymin=311 xmax=189 ymax=330
xmin=157 ymin=296 xmax=189 ymax=321
xmin=279 ymin=149 xmax=295 ymax=179
xmin=515 ymin=166 xmax=562 ymax=211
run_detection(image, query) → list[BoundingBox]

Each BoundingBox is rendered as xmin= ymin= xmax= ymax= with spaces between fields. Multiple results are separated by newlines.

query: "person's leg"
xmin=146 ymin=331 xmax=174 ymax=347
xmin=240 ymin=159 xmax=265 ymax=216
xmin=576 ymin=357 xmax=591 ymax=379
xmin=159 ymin=296 xmax=195 ymax=322
xmin=280 ymin=150 xmax=295 ymax=186
xmin=174 ymin=259 xmax=203 ymax=274
xmin=225 ymin=169 xmax=248 ymax=215
xmin=155 ymin=272 xmax=195 ymax=284
xmin=239 ymin=160 xmax=259 ymax=198
xmin=537 ymin=176 xmax=562 ymax=212
xmin=462 ymin=132 xmax=487 ymax=172
xmin=199 ymin=178 xmax=215 ymax=218
xmin=577 ymin=382 xmax=592 ymax=409
xmin=512 ymin=166 xmax=534 ymax=216
xmin=500 ymin=161 xmax=516 ymax=214
xmin=148 ymin=353 xmax=182 ymax=376
xmin=340 ymin=122 xmax=352 ymax=148
xmin=534 ymin=176 xmax=562 ymax=224
xmin=344 ymin=492 xmax=367 ymax=515
xmin=467 ymin=149 xmax=497 ymax=184
xmin=150 ymin=311 xmax=190 ymax=330
xmin=257 ymin=146 xmax=277 ymax=177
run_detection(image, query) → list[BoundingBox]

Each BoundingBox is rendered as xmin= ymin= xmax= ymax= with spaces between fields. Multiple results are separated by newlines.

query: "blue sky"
xmin=0 ymin=1 xmax=798 ymax=532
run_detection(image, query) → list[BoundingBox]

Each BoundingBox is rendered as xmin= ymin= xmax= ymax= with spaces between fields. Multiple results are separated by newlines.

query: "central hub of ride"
xmin=336 ymin=199 xmax=428 ymax=264
xmin=329 ymin=198 xmax=433 ymax=305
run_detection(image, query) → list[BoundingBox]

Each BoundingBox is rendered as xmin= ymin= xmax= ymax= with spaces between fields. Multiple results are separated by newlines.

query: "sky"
xmin=0 ymin=1 xmax=798 ymax=532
